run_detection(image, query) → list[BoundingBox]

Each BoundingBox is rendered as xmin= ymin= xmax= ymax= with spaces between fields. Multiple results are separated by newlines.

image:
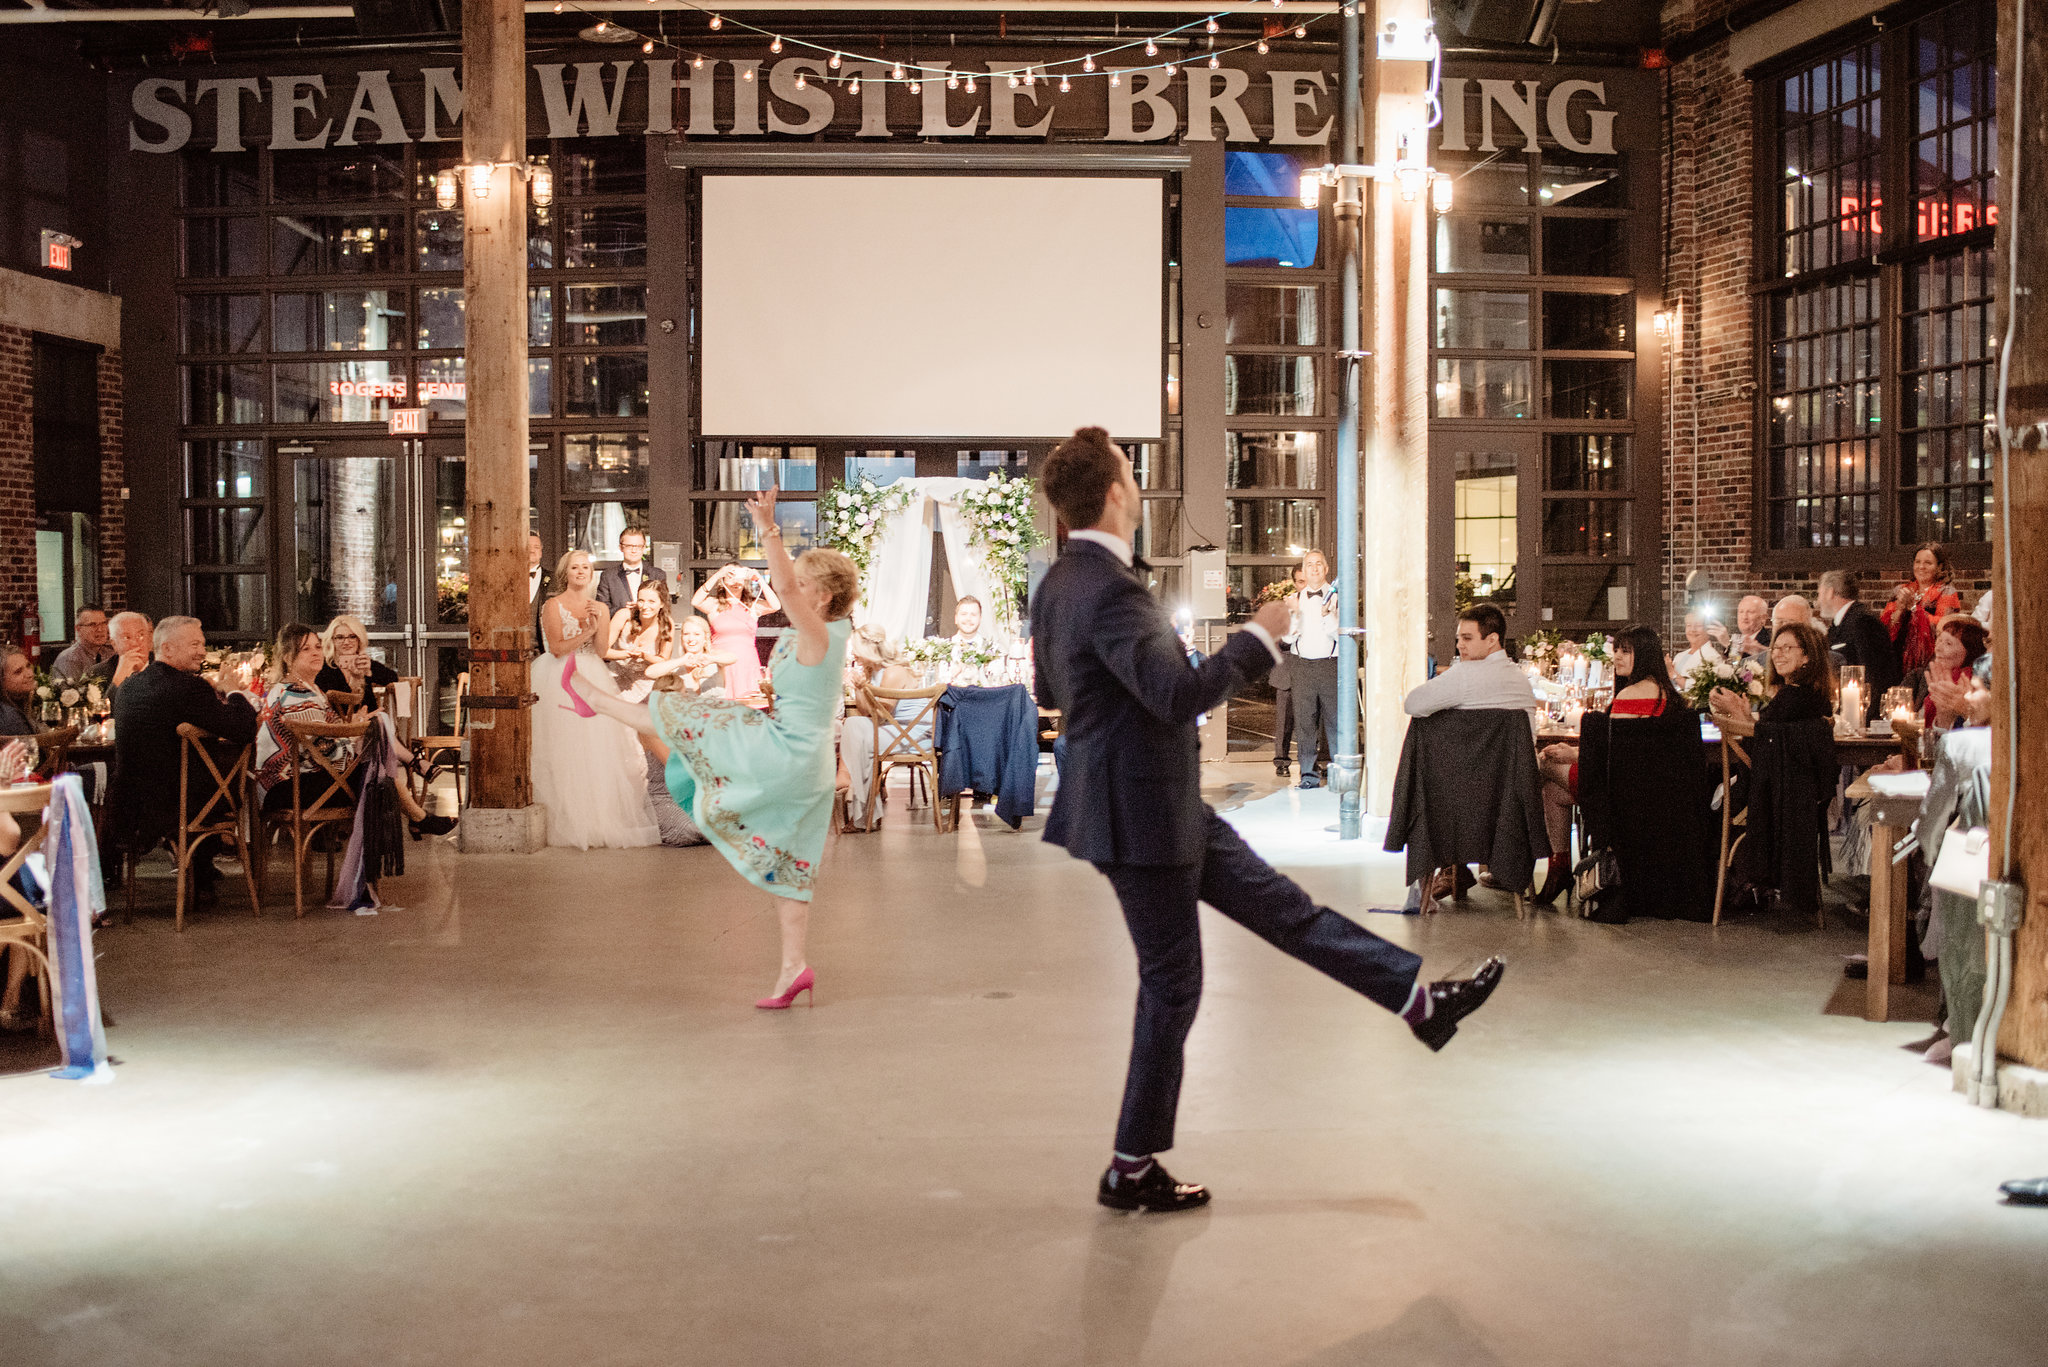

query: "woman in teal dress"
xmin=564 ymin=486 xmax=858 ymax=1009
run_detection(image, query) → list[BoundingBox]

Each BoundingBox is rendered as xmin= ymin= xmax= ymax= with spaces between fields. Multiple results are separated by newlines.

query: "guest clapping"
xmin=1710 ymin=620 xmax=1835 ymax=736
xmin=606 ymin=581 xmax=684 ymax=701
xmin=1912 ymin=615 xmax=1989 ymax=731
xmin=669 ymin=615 xmax=735 ymax=697
xmin=1882 ymin=542 xmax=1966 ymax=672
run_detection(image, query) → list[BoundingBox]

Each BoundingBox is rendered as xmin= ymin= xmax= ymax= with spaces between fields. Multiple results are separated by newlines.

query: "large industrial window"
xmin=1760 ymin=0 xmax=1995 ymax=556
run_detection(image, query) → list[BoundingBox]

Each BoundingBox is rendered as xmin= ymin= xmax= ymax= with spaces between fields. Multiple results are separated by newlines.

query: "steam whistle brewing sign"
xmin=127 ymin=60 xmax=1620 ymax=154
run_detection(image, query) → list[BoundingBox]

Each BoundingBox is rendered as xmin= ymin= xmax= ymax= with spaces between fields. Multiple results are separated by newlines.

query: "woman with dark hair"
xmin=1714 ymin=619 xmax=1836 ymax=733
xmin=1911 ymin=614 xmax=1990 ymax=730
xmin=1881 ymin=542 xmax=1965 ymax=673
xmin=1534 ymin=626 xmax=1716 ymax=916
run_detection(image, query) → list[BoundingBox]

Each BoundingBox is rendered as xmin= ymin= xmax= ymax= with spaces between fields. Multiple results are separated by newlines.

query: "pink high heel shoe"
xmin=559 ymin=657 xmax=596 ymax=717
xmin=755 ymin=966 xmax=815 ymax=1010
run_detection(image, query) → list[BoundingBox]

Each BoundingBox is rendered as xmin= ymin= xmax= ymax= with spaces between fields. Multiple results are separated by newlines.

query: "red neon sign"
xmin=1837 ymin=195 xmax=1999 ymax=238
xmin=327 ymin=378 xmax=467 ymax=403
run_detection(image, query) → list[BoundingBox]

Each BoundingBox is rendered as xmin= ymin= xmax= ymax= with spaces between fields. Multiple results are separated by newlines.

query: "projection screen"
xmin=699 ymin=175 xmax=1163 ymax=440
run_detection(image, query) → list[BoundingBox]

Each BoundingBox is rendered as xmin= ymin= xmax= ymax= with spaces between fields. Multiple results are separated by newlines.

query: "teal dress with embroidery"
xmin=650 ymin=618 xmax=850 ymax=902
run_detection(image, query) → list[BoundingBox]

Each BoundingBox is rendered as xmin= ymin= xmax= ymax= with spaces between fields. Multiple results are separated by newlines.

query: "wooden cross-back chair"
xmin=864 ymin=683 xmax=949 ymax=833
xmin=257 ymin=716 xmax=373 ymax=918
xmin=411 ymin=672 xmax=468 ymax=808
xmin=0 ymin=783 xmax=56 ymax=1037
xmin=121 ymin=724 xmax=262 ymax=932
xmin=34 ymin=726 xmax=79 ymax=779
xmin=377 ymin=676 xmax=426 ymax=748
xmin=325 ymin=689 xmax=364 ymax=715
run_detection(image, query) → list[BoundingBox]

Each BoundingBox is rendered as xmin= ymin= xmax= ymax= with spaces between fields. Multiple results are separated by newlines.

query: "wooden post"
xmin=1992 ymin=0 xmax=2048 ymax=1067
xmin=457 ymin=0 xmax=543 ymax=849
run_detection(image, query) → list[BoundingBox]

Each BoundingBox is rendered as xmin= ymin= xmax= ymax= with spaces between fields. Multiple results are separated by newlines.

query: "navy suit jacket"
xmin=595 ymin=562 xmax=670 ymax=616
xmin=1032 ymin=538 xmax=1274 ymax=867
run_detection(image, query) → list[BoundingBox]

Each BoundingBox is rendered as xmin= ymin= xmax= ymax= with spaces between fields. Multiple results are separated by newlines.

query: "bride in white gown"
xmin=531 ymin=549 xmax=659 ymax=849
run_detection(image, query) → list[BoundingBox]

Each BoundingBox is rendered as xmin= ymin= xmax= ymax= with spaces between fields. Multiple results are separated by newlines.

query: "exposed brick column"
xmin=98 ymin=347 xmax=126 ymax=610
xmin=0 ymin=324 xmax=36 ymax=629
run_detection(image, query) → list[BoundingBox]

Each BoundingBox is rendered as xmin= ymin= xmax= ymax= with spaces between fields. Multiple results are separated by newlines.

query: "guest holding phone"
xmin=692 ymin=561 xmax=781 ymax=702
xmin=315 ymin=615 xmax=399 ymax=712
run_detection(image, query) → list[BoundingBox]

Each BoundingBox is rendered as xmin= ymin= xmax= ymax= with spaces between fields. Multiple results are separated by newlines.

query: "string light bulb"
xmin=908 ymin=79 xmax=921 ymax=94
xmin=769 ymin=35 xmax=781 ymax=54
xmin=829 ymin=51 xmax=842 ymax=69
xmin=708 ymin=12 xmax=720 ymax=29
xmin=849 ymin=76 xmax=860 ymax=94
xmin=1208 ymin=54 xmax=1219 ymax=68
xmin=794 ymin=72 xmax=806 ymax=89
xmin=947 ymin=72 xmax=959 ymax=89
xmin=1165 ymin=62 xmax=1177 ymax=76
xmin=1059 ymin=75 xmax=1071 ymax=92
xmin=1206 ymin=17 xmax=1218 ymax=33
xmin=742 ymin=66 xmax=754 ymax=81
xmin=892 ymin=63 xmax=905 ymax=80
xmin=1024 ymin=68 xmax=1036 ymax=86
xmin=1083 ymin=54 xmax=1095 ymax=72
xmin=1109 ymin=71 xmax=1120 ymax=87
xmin=1145 ymin=39 xmax=1158 ymax=56
xmin=1257 ymin=40 xmax=1269 ymax=54
xmin=964 ymin=73 xmax=976 ymax=92
xmin=593 ymin=20 xmax=606 ymax=32
xmin=692 ymin=53 xmax=704 ymax=69
xmin=1008 ymin=72 xmax=1020 ymax=88
xmin=1295 ymin=25 xmax=1307 ymax=38
xmin=642 ymin=39 xmax=654 ymax=54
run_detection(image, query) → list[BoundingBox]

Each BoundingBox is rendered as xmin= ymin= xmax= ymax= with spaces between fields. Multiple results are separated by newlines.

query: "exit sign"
xmin=40 ymin=229 xmax=81 ymax=271
xmin=388 ymin=408 xmax=427 ymax=435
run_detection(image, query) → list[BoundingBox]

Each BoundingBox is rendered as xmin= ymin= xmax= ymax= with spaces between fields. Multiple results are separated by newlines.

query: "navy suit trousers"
xmin=1095 ymin=809 xmax=1423 ymax=1155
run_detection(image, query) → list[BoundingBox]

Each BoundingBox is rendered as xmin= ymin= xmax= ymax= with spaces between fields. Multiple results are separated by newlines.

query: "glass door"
xmin=284 ymin=436 xmax=468 ymax=733
xmin=1429 ymin=432 xmax=1539 ymax=657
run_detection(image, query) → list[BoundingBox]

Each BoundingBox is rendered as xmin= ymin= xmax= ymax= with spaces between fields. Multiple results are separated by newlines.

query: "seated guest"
xmin=52 ymin=604 xmax=116 ymax=682
xmin=1567 ymin=626 xmax=1718 ymax=921
xmin=605 ymin=582 xmax=698 ymax=702
xmin=107 ymin=611 xmax=153 ymax=692
xmin=1401 ymin=602 xmax=1540 ymax=904
xmin=107 ymin=616 xmax=262 ymax=901
xmin=1671 ymin=609 xmax=1725 ymax=680
xmin=255 ymin=622 xmax=452 ymax=835
xmin=1733 ymin=594 xmax=1771 ymax=660
xmin=1709 ymin=620 xmax=1840 ymax=917
xmin=1929 ymin=645 xmax=1992 ymax=728
xmin=1771 ymin=593 xmax=1814 ymax=635
xmin=1818 ymin=569 xmax=1902 ymax=718
xmin=948 ymin=594 xmax=991 ymax=685
xmin=314 ymin=614 xmax=399 ymax=712
xmin=0 ymin=650 xmax=35 ymax=736
xmin=665 ymin=615 xmax=733 ymax=698
xmin=1909 ymin=615 xmax=1990 ymax=732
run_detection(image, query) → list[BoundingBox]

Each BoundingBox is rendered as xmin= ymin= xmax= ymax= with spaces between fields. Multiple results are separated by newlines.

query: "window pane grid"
xmin=1899 ymin=245 xmax=1995 ymax=543
xmin=1765 ymin=273 xmax=1882 ymax=548
xmin=1776 ymin=37 xmax=1883 ymax=276
xmin=1910 ymin=1 xmax=1997 ymax=242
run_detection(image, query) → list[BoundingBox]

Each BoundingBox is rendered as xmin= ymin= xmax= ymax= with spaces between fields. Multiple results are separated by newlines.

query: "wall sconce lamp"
xmin=442 ymin=160 xmax=553 ymax=209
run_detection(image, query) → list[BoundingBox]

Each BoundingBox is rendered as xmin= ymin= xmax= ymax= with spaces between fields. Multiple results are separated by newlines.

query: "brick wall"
xmin=0 ymin=319 xmax=130 ymax=654
xmin=1658 ymin=2 xmax=1991 ymax=640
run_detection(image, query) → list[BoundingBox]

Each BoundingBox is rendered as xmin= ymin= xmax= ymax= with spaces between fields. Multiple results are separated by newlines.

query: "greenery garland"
xmin=955 ymin=473 xmax=1047 ymax=616
xmin=818 ymin=478 xmax=917 ymax=582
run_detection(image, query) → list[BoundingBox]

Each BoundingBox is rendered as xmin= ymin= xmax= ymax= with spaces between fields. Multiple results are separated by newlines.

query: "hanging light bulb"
xmin=1058 ymin=75 xmax=1071 ymax=93
xmin=947 ymin=72 xmax=959 ymax=89
xmin=1431 ymin=172 xmax=1453 ymax=214
xmin=530 ymin=160 xmax=553 ymax=208
xmin=794 ymin=72 xmax=806 ymax=89
xmin=1208 ymin=54 xmax=1219 ymax=68
xmin=708 ymin=12 xmax=721 ymax=29
xmin=1145 ymin=39 xmax=1158 ymax=56
xmin=829 ymin=51 xmax=842 ymax=69
xmin=1295 ymin=25 xmax=1307 ymax=38
xmin=692 ymin=53 xmax=704 ymax=69
xmin=642 ymin=39 xmax=655 ymax=54
xmin=1025 ymin=68 xmax=1036 ymax=86
xmin=892 ymin=63 xmax=905 ymax=80
xmin=1167 ymin=61 xmax=1179 ymax=76
xmin=434 ymin=168 xmax=457 ymax=211
xmin=908 ymin=79 xmax=921 ymax=94
xmin=849 ymin=76 xmax=860 ymax=94
xmin=769 ymin=35 xmax=781 ymax=54
xmin=1110 ymin=72 xmax=1120 ymax=87
xmin=1083 ymin=54 xmax=1095 ymax=72
xmin=467 ymin=162 xmax=492 ymax=200
xmin=1206 ymin=17 xmax=1218 ymax=33
xmin=742 ymin=66 xmax=754 ymax=81
xmin=593 ymin=20 xmax=607 ymax=33
xmin=1257 ymin=40 xmax=1269 ymax=54
xmin=1008 ymin=72 xmax=1020 ymax=88
xmin=964 ymin=73 xmax=977 ymax=92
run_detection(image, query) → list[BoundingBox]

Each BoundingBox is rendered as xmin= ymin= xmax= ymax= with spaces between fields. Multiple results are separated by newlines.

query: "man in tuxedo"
xmin=528 ymin=533 xmax=552 ymax=639
xmin=1818 ymin=569 xmax=1902 ymax=717
xmin=595 ymin=527 xmax=668 ymax=616
xmin=1031 ymin=427 xmax=1505 ymax=1214
xmin=108 ymin=616 xmax=260 ymax=902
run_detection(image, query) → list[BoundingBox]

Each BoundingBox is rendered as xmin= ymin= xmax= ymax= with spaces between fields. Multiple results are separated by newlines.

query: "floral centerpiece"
xmin=1681 ymin=652 xmax=1767 ymax=713
xmin=1580 ymin=631 xmax=1615 ymax=664
xmin=33 ymin=670 xmax=110 ymax=724
xmin=1520 ymin=628 xmax=1567 ymax=675
xmin=902 ymin=636 xmax=1000 ymax=673
xmin=1256 ymin=578 xmax=1297 ymax=606
xmin=955 ymin=473 xmax=1047 ymax=620
xmin=819 ymin=477 xmax=917 ymax=582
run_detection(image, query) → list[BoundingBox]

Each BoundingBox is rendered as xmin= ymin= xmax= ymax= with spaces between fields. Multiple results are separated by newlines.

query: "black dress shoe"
xmin=1097 ymin=1162 xmax=1211 ymax=1213
xmin=1999 ymin=1176 xmax=2048 ymax=1205
xmin=1410 ymin=956 xmax=1506 ymax=1053
xmin=1275 ymin=759 xmax=1291 ymax=778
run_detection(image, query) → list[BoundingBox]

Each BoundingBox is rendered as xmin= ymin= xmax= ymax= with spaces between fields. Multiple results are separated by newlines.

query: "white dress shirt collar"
xmin=1831 ymin=600 xmax=1850 ymax=626
xmin=1067 ymin=529 xmax=1133 ymax=567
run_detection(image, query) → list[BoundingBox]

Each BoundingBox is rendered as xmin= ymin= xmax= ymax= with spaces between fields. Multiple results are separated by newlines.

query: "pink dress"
xmin=710 ymin=606 xmax=763 ymax=700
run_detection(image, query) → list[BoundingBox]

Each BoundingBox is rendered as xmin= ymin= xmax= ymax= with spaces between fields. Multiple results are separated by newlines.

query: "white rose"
xmin=1714 ymin=662 xmax=1734 ymax=679
xmin=59 ymin=688 xmax=80 ymax=707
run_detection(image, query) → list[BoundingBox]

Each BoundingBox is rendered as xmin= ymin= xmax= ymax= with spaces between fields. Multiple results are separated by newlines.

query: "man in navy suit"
xmin=1031 ymin=428 xmax=1505 ymax=1214
xmin=594 ymin=527 xmax=670 ymax=617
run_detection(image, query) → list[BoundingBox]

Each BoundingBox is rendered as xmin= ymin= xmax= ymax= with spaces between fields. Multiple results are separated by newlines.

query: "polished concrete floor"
xmin=3 ymin=759 xmax=2046 ymax=1366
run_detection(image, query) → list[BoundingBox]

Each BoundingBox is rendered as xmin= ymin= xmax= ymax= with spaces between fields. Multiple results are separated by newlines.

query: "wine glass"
xmin=9 ymin=737 xmax=41 ymax=783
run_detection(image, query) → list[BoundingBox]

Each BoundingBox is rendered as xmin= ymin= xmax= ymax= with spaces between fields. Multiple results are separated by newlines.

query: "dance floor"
xmin=3 ymin=760 xmax=2045 ymax=1366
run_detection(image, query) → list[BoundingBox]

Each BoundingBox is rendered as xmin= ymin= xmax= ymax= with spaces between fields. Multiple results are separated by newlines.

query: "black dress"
xmin=1736 ymin=683 xmax=1839 ymax=916
xmin=1577 ymin=696 xmax=1718 ymax=922
xmin=315 ymin=658 xmax=401 ymax=712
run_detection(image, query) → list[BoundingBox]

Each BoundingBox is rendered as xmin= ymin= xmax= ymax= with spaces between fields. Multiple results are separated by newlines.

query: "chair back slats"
xmin=284 ymin=717 xmax=374 ymax=815
xmin=868 ymin=683 xmax=945 ymax=763
xmin=326 ymin=689 xmax=365 ymax=715
xmin=175 ymin=722 xmax=252 ymax=837
xmin=0 ymin=783 xmax=53 ymax=928
xmin=34 ymin=726 xmax=80 ymax=777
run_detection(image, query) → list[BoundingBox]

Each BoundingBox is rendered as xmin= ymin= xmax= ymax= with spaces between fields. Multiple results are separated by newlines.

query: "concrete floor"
xmin=3 ymin=759 xmax=2046 ymax=1366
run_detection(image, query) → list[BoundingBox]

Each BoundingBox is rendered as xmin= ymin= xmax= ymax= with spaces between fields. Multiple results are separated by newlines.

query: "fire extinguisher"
xmin=17 ymin=604 xmax=40 ymax=665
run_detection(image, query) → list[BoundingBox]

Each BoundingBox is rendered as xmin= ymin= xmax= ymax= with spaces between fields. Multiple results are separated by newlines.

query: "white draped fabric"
xmin=855 ymin=477 xmax=1008 ymax=647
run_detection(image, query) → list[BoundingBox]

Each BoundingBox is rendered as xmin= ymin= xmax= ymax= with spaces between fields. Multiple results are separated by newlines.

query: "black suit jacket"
xmin=1031 ymin=539 xmax=1274 ymax=866
xmin=1826 ymin=600 xmax=1902 ymax=714
xmin=109 ymin=661 xmax=260 ymax=853
xmin=595 ymin=562 xmax=670 ymax=616
xmin=529 ymin=565 xmax=553 ymax=640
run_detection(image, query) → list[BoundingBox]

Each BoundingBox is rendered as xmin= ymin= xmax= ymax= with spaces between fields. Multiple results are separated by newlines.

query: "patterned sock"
xmin=1110 ymin=1151 xmax=1155 ymax=1185
xmin=1400 ymin=982 xmax=1433 ymax=1025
